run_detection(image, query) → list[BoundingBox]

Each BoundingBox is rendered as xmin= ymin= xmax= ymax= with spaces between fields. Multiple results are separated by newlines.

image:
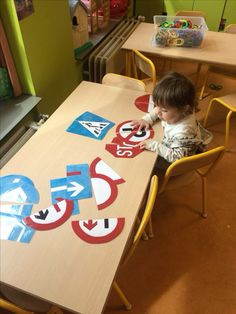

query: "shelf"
xmin=0 ymin=95 xmax=41 ymax=140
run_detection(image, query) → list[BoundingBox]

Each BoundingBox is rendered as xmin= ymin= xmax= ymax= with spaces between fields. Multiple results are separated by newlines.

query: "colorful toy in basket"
xmin=153 ymin=15 xmax=208 ymax=48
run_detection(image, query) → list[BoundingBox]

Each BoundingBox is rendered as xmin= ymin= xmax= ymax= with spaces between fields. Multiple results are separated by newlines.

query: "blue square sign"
xmin=66 ymin=111 xmax=115 ymax=140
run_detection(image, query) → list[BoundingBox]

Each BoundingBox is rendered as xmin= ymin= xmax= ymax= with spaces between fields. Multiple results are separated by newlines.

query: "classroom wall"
xmin=0 ymin=0 xmax=83 ymax=115
xmin=134 ymin=0 xmax=236 ymax=31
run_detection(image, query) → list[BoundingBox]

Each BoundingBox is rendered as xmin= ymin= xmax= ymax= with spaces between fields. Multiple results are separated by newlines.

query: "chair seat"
xmin=216 ymin=92 xmax=236 ymax=110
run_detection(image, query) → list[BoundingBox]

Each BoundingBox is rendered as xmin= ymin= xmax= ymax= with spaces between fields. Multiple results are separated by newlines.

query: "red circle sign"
xmin=116 ymin=120 xmax=154 ymax=144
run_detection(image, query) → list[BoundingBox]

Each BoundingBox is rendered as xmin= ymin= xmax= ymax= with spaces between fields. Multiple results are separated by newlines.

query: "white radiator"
xmin=0 ymin=115 xmax=48 ymax=168
xmin=88 ymin=18 xmax=140 ymax=82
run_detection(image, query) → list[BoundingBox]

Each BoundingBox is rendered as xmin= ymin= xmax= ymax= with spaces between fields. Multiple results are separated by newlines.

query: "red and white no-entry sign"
xmin=116 ymin=120 xmax=154 ymax=144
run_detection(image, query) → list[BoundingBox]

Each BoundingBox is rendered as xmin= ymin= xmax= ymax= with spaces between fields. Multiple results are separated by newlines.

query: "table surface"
xmin=122 ymin=22 xmax=236 ymax=67
xmin=0 ymin=81 xmax=163 ymax=314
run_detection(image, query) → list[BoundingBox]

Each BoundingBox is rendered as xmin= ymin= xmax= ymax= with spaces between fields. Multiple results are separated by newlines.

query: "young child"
xmin=131 ymin=71 xmax=212 ymax=169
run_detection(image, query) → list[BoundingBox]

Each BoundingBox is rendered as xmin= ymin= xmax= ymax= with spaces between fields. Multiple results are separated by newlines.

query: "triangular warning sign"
xmin=79 ymin=121 xmax=110 ymax=138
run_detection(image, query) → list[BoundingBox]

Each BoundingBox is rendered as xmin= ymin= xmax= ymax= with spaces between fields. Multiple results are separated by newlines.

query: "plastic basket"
xmin=153 ymin=15 xmax=208 ymax=47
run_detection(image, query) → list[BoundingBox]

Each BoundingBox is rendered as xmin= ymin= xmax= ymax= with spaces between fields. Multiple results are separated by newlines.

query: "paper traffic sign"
xmin=90 ymin=157 xmax=125 ymax=184
xmin=90 ymin=157 xmax=125 ymax=209
xmin=66 ymin=111 xmax=115 ymax=140
xmin=0 ymin=182 xmax=39 ymax=204
xmin=116 ymin=120 xmax=154 ymax=145
xmin=23 ymin=199 xmax=74 ymax=230
xmin=0 ymin=203 xmax=33 ymax=217
xmin=71 ymin=217 xmax=125 ymax=244
xmin=66 ymin=163 xmax=92 ymax=199
xmin=0 ymin=213 xmax=35 ymax=243
xmin=134 ymin=94 xmax=154 ymax=113
xmin=105 ymin=141 xmax=144 ymax=158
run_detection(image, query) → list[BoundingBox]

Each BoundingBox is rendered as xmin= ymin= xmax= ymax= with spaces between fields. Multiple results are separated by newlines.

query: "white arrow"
xmin=51 ymin=185 xmax=67 ymax=192
xmin=68 ymin=181 xmax=84 ymax=197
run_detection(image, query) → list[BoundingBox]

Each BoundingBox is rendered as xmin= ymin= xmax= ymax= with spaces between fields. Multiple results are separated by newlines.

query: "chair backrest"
xmin=132 ymin=49 xmax=157 ymax=90
xmin=159 ymin=146 xmax=225 ymax=193
xmin=123 ymin=175 xmax=158 ymax=264
xmin=224 ymin=24 xmax=236 ymax=33
xmin=175 ymin=10 xmax=206 ymax=20
xmin=101 ymin=73 xmax=146 ymax=91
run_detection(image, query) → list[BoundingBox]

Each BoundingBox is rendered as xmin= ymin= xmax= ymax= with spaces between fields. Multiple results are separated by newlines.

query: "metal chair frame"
xmin=112 ymin=175 xmax=158 ymax=310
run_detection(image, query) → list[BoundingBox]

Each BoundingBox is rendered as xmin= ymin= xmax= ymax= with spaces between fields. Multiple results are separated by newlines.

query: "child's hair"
xmin=152 ymin=71 xmax=198 ymax=114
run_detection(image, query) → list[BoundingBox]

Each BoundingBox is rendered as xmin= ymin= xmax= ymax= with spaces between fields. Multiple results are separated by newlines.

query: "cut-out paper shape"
xmin=0 ymin=213 xmax=35 ymax=243
xmin=91 ymin=176 xmax=118 ymax=210
xmin=106 ymin=142 xmax=144 ymax=158
xmin=71 ymin=217 xmax=125 ymax=244
xmin=90 ymin=157 xmax=125 ymax=210
xmin=66 ymin=164 xmax=92 ymax=199
xmin=0 ymin=174 xmax=35 ymax=187
xmin=116 ymin=120 xmax=154 ymax=145
xmin=0 ymin=182 xmax=39 ymax=204
xmin=50 ymin=177 xmax=80 ymax=214
xmin=50 ymin=177 xmax=67 ymax=201
xmin=50 ymin=176 xmax=82 ymax=216
xmin=134 ymin=94 xmax=154 ymax=113
xmin=23 ymin=199 xmax=74 ymax=231
xmin=90 ymin=157 xmax=125 ymax=184
xmin=66 ymin=111 xmax=115 ymax=140
xmin=0 ymin=203 xmax=33 ymax=217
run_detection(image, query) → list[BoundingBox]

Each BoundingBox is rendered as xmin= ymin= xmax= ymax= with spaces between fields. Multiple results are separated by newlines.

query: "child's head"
xmin=152 ymin=71 xmax=198 ymax=124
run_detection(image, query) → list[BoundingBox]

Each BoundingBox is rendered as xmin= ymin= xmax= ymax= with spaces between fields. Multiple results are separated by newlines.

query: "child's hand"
xmin=131 ymin=119 xmax=150 ymax=131
xmin=139 ymin=139 xmax=158 ymax=152
xmin=138 ymin=140 xmax=148 ymax=149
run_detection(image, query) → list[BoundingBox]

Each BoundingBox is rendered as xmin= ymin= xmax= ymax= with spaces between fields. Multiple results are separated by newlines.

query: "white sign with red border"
xmin=71 ymin=217 xmax=125 ymax=244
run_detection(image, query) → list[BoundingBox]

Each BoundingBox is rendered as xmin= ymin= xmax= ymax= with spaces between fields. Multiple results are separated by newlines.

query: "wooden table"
xmin=122 ymin=22 xmax=236 ymax=72
xmin=0 ymin=81 xmax=162 ymax=314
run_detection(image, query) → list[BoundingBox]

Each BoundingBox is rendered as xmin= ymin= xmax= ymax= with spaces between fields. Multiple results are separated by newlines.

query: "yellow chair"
xmin=0 ymin=284 xmax=63 ymax=314
xmin=203 ymin=92 xmax=236 ymax=148
xmin=132 ymin=49 xmax=157 ymax=93
xmin=101 ymin=72 xmax=146 ymax=92
xmin=112 ymin=175 xmax=158 ymax=310
xmin=199 ymin=24 xmax=236 ymax=100
xmin=157 ymin=146 xmax=225 ymax=218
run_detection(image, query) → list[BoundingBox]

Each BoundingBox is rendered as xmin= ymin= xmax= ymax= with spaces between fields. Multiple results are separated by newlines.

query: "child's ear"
xmin=183 ymin=104 xmax=193 ymax=115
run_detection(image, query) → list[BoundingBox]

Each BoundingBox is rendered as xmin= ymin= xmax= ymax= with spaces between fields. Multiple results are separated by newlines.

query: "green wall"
xmin=223 ymin=0 xmax=236 ymax=27
xmin=193 ymin=0 xmax=225 ymax=31
xmin=134 ymin=0 xmax=235 ymax=31
xmin=0 ymin=0 xmax=83 ymax=115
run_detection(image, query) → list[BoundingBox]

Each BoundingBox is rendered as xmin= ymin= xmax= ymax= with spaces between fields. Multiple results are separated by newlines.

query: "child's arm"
xmin=139 ymin=139 xmax=198 ymax=163
xmin=131 ymin=108 xmax=159 ymax=130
